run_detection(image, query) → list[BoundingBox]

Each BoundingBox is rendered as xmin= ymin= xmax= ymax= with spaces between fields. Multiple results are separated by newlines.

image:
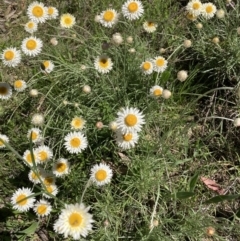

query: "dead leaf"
xmin=118 ymin=152 xmax=131 ymax=164
xmin=201 ymin=176 xmax=225 ymax=195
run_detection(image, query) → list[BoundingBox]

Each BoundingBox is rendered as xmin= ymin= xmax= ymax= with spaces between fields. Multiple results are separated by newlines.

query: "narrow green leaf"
xmin=176 ymin=192 xmax=195 ymax=199
xmin=205 ymin=195 xmax=240 ymax=204
xmin=160 ymin=71 xmax=171 ymax=82
xmin=189 ymin=172 xmax=199 ymax=192
xmin=235 ymin=208 xmax=240 ymax=218
xmin=19 ymin=222 xmax=38 ymax=235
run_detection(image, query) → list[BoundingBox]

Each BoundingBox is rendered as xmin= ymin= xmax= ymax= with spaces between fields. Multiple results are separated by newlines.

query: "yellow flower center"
xmin=44 ymin=177 xmax=54 ymax=186
xmin=48 ymin=7 xmax=54 ymax=15
xmin=99 ymin=58 xmax=109 ymax=68
xmin=32 ymin=6 xmax=44 ymax=17
xmin=103 ymin=10 xmax=114 ymax=22
xmin=64 ymin=16 xmax=73 ymax=25
xmin=26 ymin=153 xmax=34 ymax=163
xmin=0 ymin=86 xmax=8 ymax=95
xmin=43 ymin=61 xmax=50 ymax=68
xmin=16 ymin=194 xmax=27 ymax=206
xmin=147 ymin=22 xmax=154 ymax=27
xmin=156 ymin=58 xmax=165 ymax=67
xmin=186 ymin=13 xmax=196 ymax=20
xmin=26 ymin=40 xmax=37 ymax=50
xmin=56 ymin=163 xmax=67 ymax=172
xmin=14 ymin=80 xmax=23 ymax=89
xmin=124 ymin=114 xmax=137 ymax=127
xmin=0 ymin=140 xmax=3 ymax=146
xmin=70 ymin=137 xmax=81 ymax=148
xmin=27 ymin=22 xmax=34 ymax=28
xmin=31 ymin=171 xmax=38 ymax=180
xmin=30 ymin=131 xmax=38 ymax=140
xmin=4 ymin=50 xmax=14 ymax=60
xmin=123 ymin=133 xmax=133 ymax=141
xmin=206 ymin=5 xmax=213 ymax=13
xmin=153 ymin=89 xmax=162 ymax=96
xmin=69 ymin=213 xmax=82 ymax=227
xmin=46 ymin=186 xmax=53 ymax=193
xmin=142 ymin=62 xmax=151 ymax=71
xmin=128 ymin=2 xmax=138 ymax=13
xmin=192 ymin=2 xmax=201 ymax=10
xmin=37 ymin=204 xmax=47 ymax=215
xmin=95 ymin=169 xmax=107 ymax=181
xmin=39 ymin=151 xmax=48 ymax=161
xmin=72 ymin=118 xmax=83 ymax=128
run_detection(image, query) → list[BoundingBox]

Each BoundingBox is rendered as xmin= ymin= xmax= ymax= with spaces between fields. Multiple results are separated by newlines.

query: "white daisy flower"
xmin=27 ymin=127 xmax=42 ymax=143
xmin=150 ymin=85 xmax=163 ymax=98
xmin=140 ymin=60 xmax=153 ymax=75
xmin=13 ymin=80 xmax=27 ymax=92
xmin=41 ymin=171 xmax=56 ymax=186
xmin=201 ymin=3 xmax=217 ymax=19
xmin=112 ymin=33 xmax=123 ymax=45
xmin=53 ymin=158 xmax=70 ymax=177
xmin=116 ymin=130 xmax=139 ymax=149
xmin=41 ymin=60 xmax=54 ymax=73
xmin=53 ymin=203 xmax=94 ymax=239
xmin=27 ymin=1 xmax=48 ymax=23
xmin=0 ymin=134 xmax=9 ymax=148
xmin=60 ymin=13 xmax=76 ymax=28
xmin=35 ymin=145 xmax=53 ymax=164
xmin=11 ymin=187 xmax=36 ymax=212
xmin=1 ymin=47 xmax=21 ymax=67
xmin=109 ymin=121 xmax=118 ymax=131
xmin=21 ymin=36 xmax=43 ymax=57
xmin=82 ymin=85 xmax=91 ymax=93
xmin=94 ymin=56 xmax=113 ymax=74
xmin=34 ymin=199 xmax=52 ymax=217
xmin=152 ymin=56 xmax=168 ymax=73
xmin=31 ymin=113 xmax=44 ymax=126
xmin=64 ymin=131 xmax=88 ymax=154
xmin=177 ymin=70 xmax=188 ymax=82
xmin=186 ymin=12 xmax=198 ymax=21
xmin=0 ymin=83 xmax=12 ymax=100
xmin=47 ymin=6 xmax=59 ymax=19
xmin=116 ymin=107 xmax=145 ymax=134
xmin=23 ymin=149 xmax=39 ymax=166
xmin=43 ymin=184 xmax=58 ymax=199
xmin=162 ymin=89 xmax=172 ymax=99
xmin=99 ymin=9 xmax=119 ymax=28
xmin=71 ymin=117 xmax=86 ymax=130
xmin=90 ymin=163 xmax=113 ymax=186
xmin=143 ymin=21 xmax=157 ymax=33
xmin=186 ymin=0 xmax=203 ymax=17
xmin=122 ymin=0 xmax=144 ymax=20
xmin=24 ymin=21 xmax=38 ymax=34
xmin=28 ymin=169 xmax=41 ymax=184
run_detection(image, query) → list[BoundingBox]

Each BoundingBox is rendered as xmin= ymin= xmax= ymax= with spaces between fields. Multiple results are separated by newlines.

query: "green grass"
xmin=1 ymin=0 xmax=240 ymax=240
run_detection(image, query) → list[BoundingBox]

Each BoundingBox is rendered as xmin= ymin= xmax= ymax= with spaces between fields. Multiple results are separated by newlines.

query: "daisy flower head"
xmin=0 ymin=83 xmax=12 ymax=100
xmin=28 ymin=169 xmax=41 ymax=184
xmin=11 ymin=187 xmax=35 ymax=212
xmin=140 ymin=60 xmax=153 ymax=75
xmin=112 ymin=33 xmax=123 ymax=45
xmin=1 ymin=47 xmax=21 ymax=67
xmin=116 ymin=130 xmax=139 ymax=149
xmin=150 ymin=85 xmax=163 ymax=98
xmin=99 ymin=9 xmax=119 ymax=28
xmin=43 ymin=184 xmax=58 ymax=199
xmin=94 ymin=55 xmax=113 ymax=74
xmin=60 ymin=13 xmax=76 ymax=28
xmin=71 ymin=117 xmax=86 ymax=130
xmin=82 ymin=85 xmax=91 ymax=94
xmin=109 ymin=121 xmax=118 ymax=131
xmin=13 ymin=80 xmax=27 ymax=92
xmin=186 ymin=0 xmax=203 ymax=17
xmin=116 ymin=107 xmax=145 ymax=134
xmin=186 ymin=12 xmax=198 ymax=21
xmin=29 ymin=89 xmax=39 ymax=97
xmin=35 ymin=145 xmax=53 ymax=164
xmin=64 ymin=131 xmax=88 ymax=154
xmin=27 ymin=1 xmax=48 ymax=23
xmin=31 ymin=113 xmax=44 ymax=126
xmin=23 ymin=149 xmax=39 ymax=166
xmin=201 ymin=3 xmax=217 ymax=19
xmin=27 ymin=127 xmax=42 ymax=143
xmin=53 ymin=203 xmax=94 ymax=239
xmin=53 ymin=158 xmax=70 ymax=177
xmin=0 ymin=134 xmax=9 ymax=148
xmin=90 ymin=163 xmax=113 ymax=186
xmin=40 ymin=60 xmax=54 ymax=73
xmin=34 ymin=199 xmax=52 ymax=217
xmin=152 ymin=56 xmax=168 ymax=73
xmin=162 ymin=89 xmax=172 ymax=99
xmin=143 ymin=21 xmax=158 ymax=33
xmin=47 ymin=6 xmax=59 ymax=19
xmin=177 ymin=70 xmax=188 ymax=82
xmin=24 ymin=20 xmax=38 ymax=34
xmin=122 ymin=0 xmax=144 ymax=20
xmin=41 ymin=172 xmax=56 ymax=186
xmin=21 ymin=36 xmax=43 ymax=57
